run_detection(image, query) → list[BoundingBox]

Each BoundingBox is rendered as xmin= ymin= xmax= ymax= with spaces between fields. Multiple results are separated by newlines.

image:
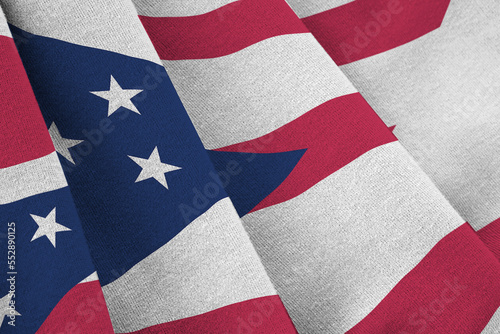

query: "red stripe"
xmin=139 ymin=0 xmax=308 ymax=60
xmin=217 ymin=93 xmax=397 ymax=212
xmin=347 ymin=223 xmax=500 ymax=333
xmin=121 ymin=295 xmax=297 ymax=334
xmin=0 ymin=35 xmax=54 ymax=168
xmin=37 ymin=281 xmax=114 ymax=334
xmin=478 ymin=218 xmax=500 ymax=261
xmin=302 ymin=0 xmax=451 ymax=65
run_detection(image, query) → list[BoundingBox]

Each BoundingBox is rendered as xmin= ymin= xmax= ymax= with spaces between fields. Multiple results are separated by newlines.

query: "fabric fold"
xmin=0 ymin=0 xmax=297 ymax=332
xmin=134 ymin=0 xmax=500 ymax=332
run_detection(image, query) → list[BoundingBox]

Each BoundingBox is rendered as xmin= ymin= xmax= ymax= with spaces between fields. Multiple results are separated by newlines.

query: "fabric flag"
xmin=1 ymin=0 xmax=499 ymax=333
xmin=0 ymin=6 xmax=114 ymax=333
xmin=290 ymin=0 xmax=500 ymax=259
xmin=134 ymin=0 xmax=500 ymax=332
xmin=0 ymin=0 xmax=296 ymax=333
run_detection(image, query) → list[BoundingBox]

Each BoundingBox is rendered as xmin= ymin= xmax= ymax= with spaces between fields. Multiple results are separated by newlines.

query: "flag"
xmin=0 ymin=0 xmax=499 ymax=333
xmin=0 ymin=6 xmax=114 ymax=333
xmin=1 ymin=0 xmax=295 ymax=332
xmin=135 ymin=0 xmax=500 ymax=332
xmin=292 ymin=0 xmax=500 ymax=259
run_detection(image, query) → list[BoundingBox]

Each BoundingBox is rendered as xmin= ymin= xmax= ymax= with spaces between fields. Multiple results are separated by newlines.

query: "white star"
xmin=30 ymin=208 xmax=71 ymax=248
xmin=128 ymin=147 xmax=181 ymax=189
xmin=90 ymin=75 xmax=143 ymax=116
xmin=0 ymin=294 xmax=20 ymax=329
xmin=48 ymin=122 xmax=83 ymax=164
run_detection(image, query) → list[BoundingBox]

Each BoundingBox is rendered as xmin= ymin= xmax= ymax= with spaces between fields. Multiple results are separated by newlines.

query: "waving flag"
xmin=0 ymin=0 xmax=499 ymax=333
xmin=0 ymin=7 xmax=113 ymax=333
xmin=290 ymin=0 xmax=500 ymax=260
xmin=135 ymin=0 xmax=500 ymax=333
xmin=0 ymin=0 xmax=295 ymax=332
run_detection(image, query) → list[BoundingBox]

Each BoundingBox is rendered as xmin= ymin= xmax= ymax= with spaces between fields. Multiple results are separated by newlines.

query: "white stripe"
xmin=79 ymin=272 xmax=99 ymax=284
xmin=242 ymin=142 xmax=464 ymax=333
xmin=102 ymin=198 xmax=276 ymax=333
xmin=339 ymin=0 xmax=500 ymax=229
xmin=0 ymin=0 xmax=161 ymax=65
xmin=482 ymin=307 xmax=500 ymax=334
xmin=133 ymin=0 xmax=239 ymax=17
xmin=0 ymin=8 xmax=11 ymax=37
xmin=286 ymin=0 xmax=355 ymax=18
xmin=0 ymin=152 xmax=67 ymax=205
xmin=163 ymin=33 xmax=357 ymax=149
